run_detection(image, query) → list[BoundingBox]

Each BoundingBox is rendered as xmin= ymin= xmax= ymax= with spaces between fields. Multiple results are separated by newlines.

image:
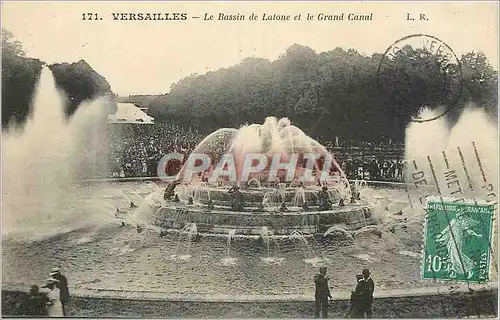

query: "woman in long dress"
xmin=42 ymin=278 xmax=64 ymax=317
xmin=437 ymin=213 xmax=482 ymax=279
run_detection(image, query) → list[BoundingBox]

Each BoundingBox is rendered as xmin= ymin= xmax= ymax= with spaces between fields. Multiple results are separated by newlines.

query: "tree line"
xmin=2 ymin=29 xmax=497 ymax=143
xmin=2 ymin=29 xmax=115 ymax=130
xmin=147 ymin=44 xmax=497 ymax=142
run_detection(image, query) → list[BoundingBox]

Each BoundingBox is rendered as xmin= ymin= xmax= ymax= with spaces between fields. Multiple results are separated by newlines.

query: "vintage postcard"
xmin=1 ymin=1 xmax=498 ymax=318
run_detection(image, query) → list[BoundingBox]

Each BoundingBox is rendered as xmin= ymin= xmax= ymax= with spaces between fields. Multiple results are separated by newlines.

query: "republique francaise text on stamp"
xmin=422 ymin=198 xmax=495 ymax=283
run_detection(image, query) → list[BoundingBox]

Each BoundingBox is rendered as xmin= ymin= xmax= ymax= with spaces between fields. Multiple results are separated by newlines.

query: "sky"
xmin=2 ymin=1 xmax=498 ymax=96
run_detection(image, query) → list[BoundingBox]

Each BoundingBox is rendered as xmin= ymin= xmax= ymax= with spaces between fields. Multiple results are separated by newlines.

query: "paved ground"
xmin=3 ymin=287 xmax=498 ymax=318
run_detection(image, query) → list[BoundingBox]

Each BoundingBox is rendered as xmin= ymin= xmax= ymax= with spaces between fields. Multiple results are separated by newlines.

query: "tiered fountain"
xmin=150 ymin=117 xmax=376 ymax=236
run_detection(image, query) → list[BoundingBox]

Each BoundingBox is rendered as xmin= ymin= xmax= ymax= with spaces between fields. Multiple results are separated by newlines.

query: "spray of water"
xmin=2 ymin=67 xmax=115 ymax=240
xmin=405 ymin=105 xmax=498 ymax=202
xmin=171 ymin=223 xmax=198 ymax=261
xmin=180 ymin=116 xmax=347 ymax=186
xmin=368 ymin=105 xmax=497 ymax=247
xmin=220 ymin=229 xmax=238 ymax=266
xmin=226 ymin=229 xmax=236 ymax=258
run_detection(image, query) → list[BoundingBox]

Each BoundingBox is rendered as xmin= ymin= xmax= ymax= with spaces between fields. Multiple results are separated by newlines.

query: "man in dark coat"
xmin=348 ymin=275 xmax=366 ymax=318
xmin=314 ymin=266 xmax=332 ymax=318
xmin=348 ymin=270 xmax=375 ymax=319
xmin=362 ymin=268 xmax=375 ymax=318
xmin=50 ymin=267 xmax=70 ymax=316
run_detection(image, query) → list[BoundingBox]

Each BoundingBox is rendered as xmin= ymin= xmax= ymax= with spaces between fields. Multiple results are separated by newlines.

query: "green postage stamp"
xmin=422 ymin=198 xmax=495 ymax=283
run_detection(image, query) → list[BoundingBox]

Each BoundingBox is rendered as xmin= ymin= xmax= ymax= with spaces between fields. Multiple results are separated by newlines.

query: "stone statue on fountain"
xmin=316 ymin=178 xmax=322 ymax=187
xmin=318 ymin=186 xmax=332 ymax=211
xmin=207 ymin=199 xmax=214 ymax=210
xmin=302 ymin=201 xmax=309 ymax=211
xmin=228 ymin=185 xmax=245 ymax=211
xmin=164 ymin=179 xmax=182 ymax=201
xmin=290 ymin=179 xmax=300 ymax=188
xmin=257 ymin=202 xmax=264 ymax=211
xmin=350 ymin=182 xmax=361 ymax=204
xmin=279 ymin=201 xmax=289 ymax=212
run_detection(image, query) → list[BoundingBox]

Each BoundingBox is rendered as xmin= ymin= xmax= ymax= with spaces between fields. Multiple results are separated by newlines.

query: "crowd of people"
xmin=107 ymin=123 xmax=203 ymax=178
xmin=322 ymin=138 xmax=404 ymax=151
xmin=340 ymin=158 xmax=406 ymax=182
xmin=105 ymin=123 xmax=406 ymax=182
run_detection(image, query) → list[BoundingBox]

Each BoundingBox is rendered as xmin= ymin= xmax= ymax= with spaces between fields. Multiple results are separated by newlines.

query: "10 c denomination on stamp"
xmin=422 ymin=198 xmax=494 ymax=283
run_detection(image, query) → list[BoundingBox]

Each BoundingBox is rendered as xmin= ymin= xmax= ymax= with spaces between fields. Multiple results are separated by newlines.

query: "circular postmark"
xmin=377 ymin=34 xmax=463 ymax=123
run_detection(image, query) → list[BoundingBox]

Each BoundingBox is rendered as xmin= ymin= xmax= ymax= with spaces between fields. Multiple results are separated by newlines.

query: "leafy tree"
xmin=460 ymin=52 xmax=498 ymax=119
xmin=148 ymin=44 xmax=497 ymax=143
xmin=2 ymin=29 xmax=25 ymax=57
xmin=2 ymin=30 xmax=115 ymax=129
xmin=2 ymin=29 xmax=42 ymax=129
xmin=50 ymin=60 xmax=116 ymax=117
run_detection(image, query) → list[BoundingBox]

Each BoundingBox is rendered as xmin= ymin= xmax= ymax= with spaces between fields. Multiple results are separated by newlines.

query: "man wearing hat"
xmin=314 ymin=266 xmax=333 ymax=318
xmin=348 ymin=274 xmax=367 ymax=318
xmin=362 ymin=268 xmax=375 ymax=318
xmin=50 ymin=267 xmax=70 ymax=316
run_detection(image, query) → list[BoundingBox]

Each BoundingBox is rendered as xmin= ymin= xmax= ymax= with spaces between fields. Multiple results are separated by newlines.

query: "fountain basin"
xmin=150 ymin=202 xmax=375 ymax=236
xmin=176 ymin=185 xmax=345 ymax=207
